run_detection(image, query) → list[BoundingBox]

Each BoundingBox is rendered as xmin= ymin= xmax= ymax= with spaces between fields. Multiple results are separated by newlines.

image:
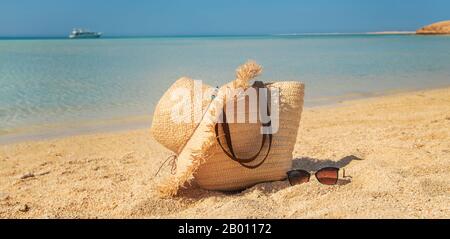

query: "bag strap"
xmin=214 ymin=81 xmax=273 ymax=169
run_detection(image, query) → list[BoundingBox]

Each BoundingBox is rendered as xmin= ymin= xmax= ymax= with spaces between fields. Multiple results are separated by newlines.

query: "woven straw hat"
xmin=150 ymin=77 xmax=214 ymax=154
xmin=151 ymin=61 xmax=305 ymax=196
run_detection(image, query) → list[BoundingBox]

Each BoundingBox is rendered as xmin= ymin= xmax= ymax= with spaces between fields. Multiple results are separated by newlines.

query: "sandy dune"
xmin=417 ymin=20 xmax=450 ymax=35
xmin=1 ymin=87 xmax=449 ymax=218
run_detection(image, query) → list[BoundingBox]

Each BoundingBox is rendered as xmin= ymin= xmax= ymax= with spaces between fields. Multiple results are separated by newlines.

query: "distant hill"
xmin=416 ymin=20 xmax=450 ymax=35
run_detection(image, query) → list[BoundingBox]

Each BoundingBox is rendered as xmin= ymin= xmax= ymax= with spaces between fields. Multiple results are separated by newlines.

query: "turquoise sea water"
xmin=1 ymin=35 xmax=450 ymax=142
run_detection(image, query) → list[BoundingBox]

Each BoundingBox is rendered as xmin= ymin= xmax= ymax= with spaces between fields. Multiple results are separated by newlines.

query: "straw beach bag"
xmin=151 ymin=61 xmax=304 ymax=196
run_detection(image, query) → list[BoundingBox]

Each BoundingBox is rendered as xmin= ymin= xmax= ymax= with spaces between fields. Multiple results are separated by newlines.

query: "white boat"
xmin=69 ymin=29 xmax=102 ymax=39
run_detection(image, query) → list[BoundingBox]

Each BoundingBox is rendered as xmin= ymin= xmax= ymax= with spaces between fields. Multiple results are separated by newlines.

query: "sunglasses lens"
xmin=316 ymin=167 xmax=339 ymax=185
xmin=287 ymin=170 xmax=310 ymax=186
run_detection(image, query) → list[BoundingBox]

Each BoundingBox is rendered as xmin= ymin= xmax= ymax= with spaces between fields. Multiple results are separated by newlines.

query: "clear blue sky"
xmin=0 ymin=0 xmax=449 ymax=36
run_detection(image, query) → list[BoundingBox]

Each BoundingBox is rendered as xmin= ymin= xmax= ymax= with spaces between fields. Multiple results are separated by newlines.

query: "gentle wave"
xmin=1 ymin=35 xmax=450 ymax=142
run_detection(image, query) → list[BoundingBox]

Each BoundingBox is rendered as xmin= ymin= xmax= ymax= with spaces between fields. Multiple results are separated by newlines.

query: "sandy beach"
xmin=1 ymin=87 xmax=449 ymax=219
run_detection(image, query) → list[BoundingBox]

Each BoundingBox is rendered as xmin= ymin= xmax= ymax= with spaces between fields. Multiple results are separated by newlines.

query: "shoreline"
xmin=1 ymin=84 xmax=449 ymax=145
xmin=0 ymin=115 xmax=152 ymax=145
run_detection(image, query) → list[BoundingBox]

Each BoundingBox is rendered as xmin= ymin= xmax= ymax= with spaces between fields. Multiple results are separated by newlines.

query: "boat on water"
xmin=69 ymin=29 xmax=102 ymax=39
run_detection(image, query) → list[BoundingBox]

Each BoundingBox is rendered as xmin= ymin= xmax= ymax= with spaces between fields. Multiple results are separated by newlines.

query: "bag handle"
xmin=214 ymin=81 xmax=273 ymax=169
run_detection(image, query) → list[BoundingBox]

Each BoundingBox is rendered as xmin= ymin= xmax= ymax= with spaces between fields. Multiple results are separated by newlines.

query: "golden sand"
xmin=1 ymin=87 xmax=449 ymax=218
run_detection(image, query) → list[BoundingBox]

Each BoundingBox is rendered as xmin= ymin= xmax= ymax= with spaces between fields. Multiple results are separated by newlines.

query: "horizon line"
xmin=0 ymin=31 xmax=418 ymax=39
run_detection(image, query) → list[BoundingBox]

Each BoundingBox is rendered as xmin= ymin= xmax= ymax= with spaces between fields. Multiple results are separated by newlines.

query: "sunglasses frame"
xmin=287 ymin=167 xmax=348 ymax=186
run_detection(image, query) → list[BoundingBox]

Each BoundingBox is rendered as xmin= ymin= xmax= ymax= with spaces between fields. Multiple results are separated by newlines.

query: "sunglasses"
xmin=287 ymin=167 xmax=350 ymax=186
